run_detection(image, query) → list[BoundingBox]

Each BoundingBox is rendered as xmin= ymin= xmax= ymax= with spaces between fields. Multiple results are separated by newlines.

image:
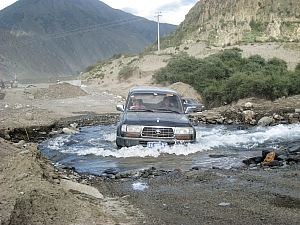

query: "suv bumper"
xmin=116 ymin=136 xmax=195 ymax=148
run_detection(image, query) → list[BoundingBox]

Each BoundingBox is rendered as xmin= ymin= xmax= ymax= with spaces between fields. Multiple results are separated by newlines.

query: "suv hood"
xmin=123 ymin=112 xmax=191 ymax=127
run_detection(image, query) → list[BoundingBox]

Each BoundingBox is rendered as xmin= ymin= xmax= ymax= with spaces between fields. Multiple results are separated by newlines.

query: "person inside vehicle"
xmin=159 ymin=96 xmax=178 ymax=109
xmin=130 ymin=98 xmax=146 ymax=110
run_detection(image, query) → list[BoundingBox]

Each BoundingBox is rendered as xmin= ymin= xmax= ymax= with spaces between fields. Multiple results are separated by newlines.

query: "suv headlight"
xmin=121 ymin=125 xmax=143 ymax=137
xmin=174 ymin=127 xmax=194 ymax=140
xmin=174 ymin=127 xmax=194 ymax=135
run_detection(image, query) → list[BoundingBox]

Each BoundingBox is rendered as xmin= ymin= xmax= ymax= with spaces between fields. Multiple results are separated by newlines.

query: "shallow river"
xmin=39 ymin=124 xmax=300 ymax=175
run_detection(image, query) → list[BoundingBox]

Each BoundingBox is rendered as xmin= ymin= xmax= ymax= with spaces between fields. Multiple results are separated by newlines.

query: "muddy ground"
xmin=0 ymin=82 xmax=299 ymax=225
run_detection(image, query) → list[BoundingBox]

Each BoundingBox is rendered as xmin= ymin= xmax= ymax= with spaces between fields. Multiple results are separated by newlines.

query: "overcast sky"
xmin=0 ymin=0 xmax=198 ymax=25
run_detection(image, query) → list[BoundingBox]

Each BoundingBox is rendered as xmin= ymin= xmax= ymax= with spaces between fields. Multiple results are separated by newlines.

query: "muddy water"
xmin=39 ymin=124 xmax=300 ymax=175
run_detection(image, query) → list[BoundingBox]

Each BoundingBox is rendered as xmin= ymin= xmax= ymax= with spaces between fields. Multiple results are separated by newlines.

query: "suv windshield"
xmin=126 ymin=92 xmax=183 ymax=113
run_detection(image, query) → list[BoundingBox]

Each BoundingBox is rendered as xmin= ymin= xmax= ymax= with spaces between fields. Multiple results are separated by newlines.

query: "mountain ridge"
xmin=0 ymin=0 xmax=176 ymax=80
xmin=163 ymin=0 xmax=300 ymax=47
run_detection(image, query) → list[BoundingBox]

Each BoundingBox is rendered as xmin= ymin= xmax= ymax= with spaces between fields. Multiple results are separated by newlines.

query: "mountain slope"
xmin=164 ymin=0 xmax=300 ymax=47
xmin=0 ymin=0 xmax=176 ymax=80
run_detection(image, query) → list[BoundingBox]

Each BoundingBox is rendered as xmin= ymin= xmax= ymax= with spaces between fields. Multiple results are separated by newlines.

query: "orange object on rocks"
xmin=262 ymin=151 xmax=276 ymax=166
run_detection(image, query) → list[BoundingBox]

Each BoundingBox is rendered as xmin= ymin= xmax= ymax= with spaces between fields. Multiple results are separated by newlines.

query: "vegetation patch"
xmin=84 ymin=64 xmax=97 ymax=73
xmin=249 ymin=20 xmax=268 ymax=33
xmin=118 ymin=65 xmax=137 ymax=81
xmin=154 ymin=48 xmax=300 ymax=107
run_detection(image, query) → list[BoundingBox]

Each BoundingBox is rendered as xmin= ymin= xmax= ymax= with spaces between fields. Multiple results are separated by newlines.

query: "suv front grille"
xmin=142 ymin=127 xmax=174 ymax=138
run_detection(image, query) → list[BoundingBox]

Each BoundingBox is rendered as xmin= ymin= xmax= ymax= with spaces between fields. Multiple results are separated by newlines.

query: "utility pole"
xmin=156 ymin=12 xmax=162 ymax=52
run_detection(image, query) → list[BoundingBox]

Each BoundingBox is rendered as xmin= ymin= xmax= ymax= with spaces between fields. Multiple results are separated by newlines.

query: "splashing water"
xmin=39 ymin=124 xmax=300 ymax=174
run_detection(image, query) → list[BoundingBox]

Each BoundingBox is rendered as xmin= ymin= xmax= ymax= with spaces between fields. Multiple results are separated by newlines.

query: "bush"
xmin=118 ymin=65 xmax=136 ymax=80
xmin=154 ymin=48 xmax=299 ymax=107
xmin=84 ymin=64 xmax=97 ymax=73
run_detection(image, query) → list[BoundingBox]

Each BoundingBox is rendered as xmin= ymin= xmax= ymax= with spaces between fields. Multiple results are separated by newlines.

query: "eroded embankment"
xmin=0 ymin=113 xmax=120 ymax=142
xmin=0 ymin=113 xmax=143 ymax=225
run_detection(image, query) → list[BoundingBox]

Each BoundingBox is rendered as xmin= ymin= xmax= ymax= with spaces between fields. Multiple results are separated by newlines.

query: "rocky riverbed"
xmin=0 ymin=83 xmax=299 ymax=225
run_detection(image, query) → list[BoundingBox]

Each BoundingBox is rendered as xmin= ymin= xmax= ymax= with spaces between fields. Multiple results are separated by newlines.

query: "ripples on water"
xmin=39 ymin=124 xmax=300 ymax=174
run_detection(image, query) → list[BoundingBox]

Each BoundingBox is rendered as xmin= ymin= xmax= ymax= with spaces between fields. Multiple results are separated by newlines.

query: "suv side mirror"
xmin=184 ymin=106 xmax=193 ymax=114
xmin=116 ymin=104 xmax=125 ymax=112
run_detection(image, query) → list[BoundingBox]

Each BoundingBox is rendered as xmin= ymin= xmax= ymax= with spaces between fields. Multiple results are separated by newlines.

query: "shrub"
xmin=154 ymin=48 xmax=297 ymax=107
xmin=118 ymin=65 xmax=136 ymax=80
xmin=84 ymin=64 xmax=97 ymax=73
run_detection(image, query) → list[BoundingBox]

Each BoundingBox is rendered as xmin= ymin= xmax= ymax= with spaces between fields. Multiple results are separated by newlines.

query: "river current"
xmin=39 ymin=124 xmax=300 ymax=175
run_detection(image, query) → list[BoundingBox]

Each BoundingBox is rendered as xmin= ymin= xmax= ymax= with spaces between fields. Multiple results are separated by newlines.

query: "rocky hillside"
xmin=165 ymin=0 xmax=300 ymax=47
xmin=0 ymin=0 xmax=175 ymax=80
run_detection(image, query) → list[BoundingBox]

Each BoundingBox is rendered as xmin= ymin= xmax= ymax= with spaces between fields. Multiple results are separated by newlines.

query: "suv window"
xmin=127 ymin=92 xmax=183 ymax=113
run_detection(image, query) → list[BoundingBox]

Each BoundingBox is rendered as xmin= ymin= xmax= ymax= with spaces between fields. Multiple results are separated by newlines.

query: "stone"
xmin=262 ymin=150 xmax=278 ymax=159
xmin=225 ymin=119 xmax=233 ymax=124
xmin=249 ymin=119 xmax=257 ymax=125
xmin=257 ymin=116 xmax=274 ymax=126
xmin=62 ymin=127 xmax=78 ymax=135
xmin=103 ymin=167 xmax=120 ymax=175
xmin=216 ymin=117 xmax=225 ymax=124
xmin=267 ymin=160 xmax=283 ymax=167
xmin=288 ymin=113 xmax=300 ymax=124
xmin=243 ymin=110 xmax=255 ymax=123
xmin=286 ymin=155 xmax=300 ymax=163
xmin=70 ymin=123 xmax=78 ymax=129
xmin=218 ymin=202 xmax=231 ymax=207
xmin=273 ymin=114 xmax=284 ymax=120
xmin=243 ymin=157 xmax=263 ymax=165
xmin=244 ymin=102 xmax=253 ymax=109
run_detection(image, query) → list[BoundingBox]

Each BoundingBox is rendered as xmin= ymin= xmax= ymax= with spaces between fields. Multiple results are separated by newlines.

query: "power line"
xmin=0 ymin=17 xmax=146 ymax=47
xmin=46 ymin=17 xmax=145 ymax=39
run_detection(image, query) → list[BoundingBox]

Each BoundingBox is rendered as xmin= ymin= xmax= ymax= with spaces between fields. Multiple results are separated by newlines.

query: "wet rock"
xmin=273 ymin=113 xmax=284 ymax=121
xmin=248 ymin=119 xmax=256 ymax=125
xmin=286 ymin=155 xmax=300 ymax=163
xmin=62 ymin=127 xmax=78 ymax=135
xmin=105 ymin=174 xmax=116 ymax=179
xmin=258 ymin=116 xmax=275 ymax=126
xmin=216 ymin=117 xmax=225 ymax=124
xmin=225 ymin=119 xmax=233 ymax=124
xmin=267 ymin=160 xmax=283 ymax=167
xmin=207 ymin=119 xmax=217 ymax=124
xmin=70 ymin=123 xmax=78 ymax=129
xmin=243 ymin=157 xmax=263 ymax=165
xmin=166 ymin=169 xmax=183 ymax=179
xmin=288 ymin=113 xmax=300 ymax=124
xmin=103 ymin=167 xmax=120 ymax=175
xmin=140 ymin=167 xmax=165 ymax=178
xmin=191 ymin=166 xmax=201 ymax=170
xmin=117 ymin=170 xmax=141 ymax=179
xmin=288 ymin=145 xmax=300 ymax=154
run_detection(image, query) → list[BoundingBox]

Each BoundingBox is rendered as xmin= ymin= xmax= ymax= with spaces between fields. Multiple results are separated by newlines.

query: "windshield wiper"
xmin=129 ymin=109 xmax=154 ymax=112
xmin=155 ymin=108 xmax=181 ymax=114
